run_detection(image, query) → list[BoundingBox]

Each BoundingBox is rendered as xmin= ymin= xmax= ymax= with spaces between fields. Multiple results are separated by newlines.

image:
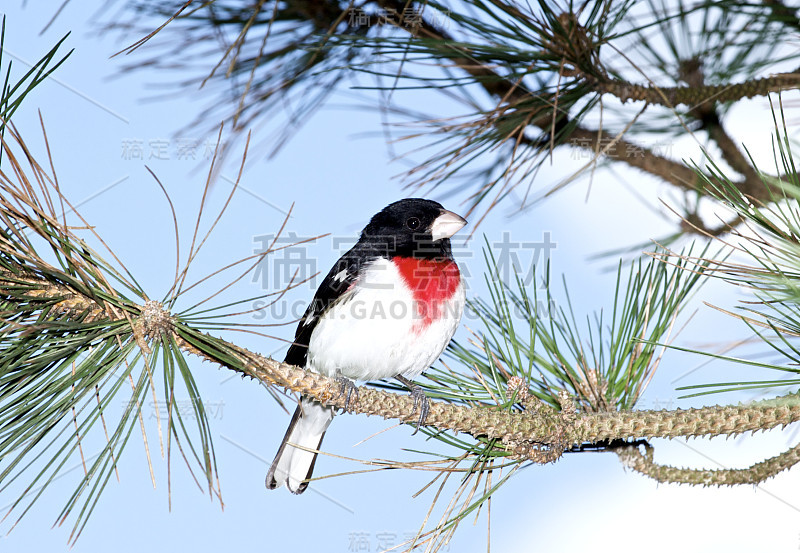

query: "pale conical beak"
xmin=431 ymin=209 xmax=467 ymax=241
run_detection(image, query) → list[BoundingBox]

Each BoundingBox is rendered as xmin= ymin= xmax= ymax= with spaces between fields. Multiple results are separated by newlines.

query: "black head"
xmin=359 ymin=198 xmax=467 ymax=259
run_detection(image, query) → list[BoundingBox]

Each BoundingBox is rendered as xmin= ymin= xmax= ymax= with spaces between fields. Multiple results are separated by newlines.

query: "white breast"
xmin=307 ymin=257 xmax=465 ymax=381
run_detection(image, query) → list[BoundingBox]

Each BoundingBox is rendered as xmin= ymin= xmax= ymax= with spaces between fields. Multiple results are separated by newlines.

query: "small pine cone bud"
xmin=507 ymin=376 xmax=530 ymax=402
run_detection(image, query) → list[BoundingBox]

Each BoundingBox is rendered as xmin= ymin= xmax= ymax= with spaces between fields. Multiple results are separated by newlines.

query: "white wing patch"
xmin=333 ymin=269 xmax=349 ymax=283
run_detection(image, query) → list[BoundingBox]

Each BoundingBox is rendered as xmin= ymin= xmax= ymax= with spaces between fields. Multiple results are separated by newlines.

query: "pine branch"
xmin=592 ymin=67 xmax=800 ymax=107
xmin=374 ymin=0 xmax=776 ymax=204
xmin=13 ymin=6 xmax=800 ymax=545
xmin=616 ymin=440 xmax=800 ymax=486
xmin=13 ymin=272 xmax=800 ymax=456
xmin=181 ymin=336 xmax=800 ymax=448
xmin=702 ymin=112 xmax=762 ymax=185
xmin=543 ymin=126 xmax=704 ymax=193
xmin=103 ymin=1 xmax=792 ymax=213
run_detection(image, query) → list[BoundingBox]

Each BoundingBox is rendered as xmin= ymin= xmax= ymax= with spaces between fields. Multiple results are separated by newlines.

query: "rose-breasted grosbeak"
xmin=266 ymin=198 xmax=467 ymax=494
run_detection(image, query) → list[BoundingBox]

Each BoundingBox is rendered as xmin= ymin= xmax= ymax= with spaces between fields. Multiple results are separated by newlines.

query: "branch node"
xmin=502 ymin=391 xmax=580 ymax=463
xmin=507 ymin=375 xmax=530 ymax=403
xmin=133 ymin=300 xmax=171 ymax=353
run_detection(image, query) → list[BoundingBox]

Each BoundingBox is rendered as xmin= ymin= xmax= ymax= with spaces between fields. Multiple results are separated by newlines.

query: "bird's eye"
xmin=406 ymin=217 xmax=421 ymax=230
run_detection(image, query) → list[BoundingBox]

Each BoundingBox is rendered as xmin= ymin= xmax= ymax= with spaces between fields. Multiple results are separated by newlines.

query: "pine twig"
xmin=616 ymin=440 xmax=800 ymax=486
xmin=592 ymin=67 xmax=800 ymax=107
xmin=14 ymin=271 xmax=800 ymax=456
xmin=377 ymin=0 xmax=777 ymax=204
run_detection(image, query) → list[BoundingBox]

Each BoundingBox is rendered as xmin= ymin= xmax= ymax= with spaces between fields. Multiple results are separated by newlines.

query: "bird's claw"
xmin=335 ymin=371 xmax=358 ymax=412
xmin=409 ymin=386 xmax=430 ymax=435
xmin=397 ymin=376 xmax=429 ymax=435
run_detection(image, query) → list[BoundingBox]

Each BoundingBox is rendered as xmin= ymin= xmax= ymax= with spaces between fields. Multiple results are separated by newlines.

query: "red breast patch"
xmin=392 ymin=257 xmax=461 ymax=331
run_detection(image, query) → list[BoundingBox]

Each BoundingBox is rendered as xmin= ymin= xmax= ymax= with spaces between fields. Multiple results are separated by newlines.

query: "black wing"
xmin=284 ymin=246 xmax=370 ymax=367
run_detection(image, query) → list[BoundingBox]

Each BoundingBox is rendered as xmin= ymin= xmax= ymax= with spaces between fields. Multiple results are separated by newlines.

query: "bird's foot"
xmin=335 ymin=370 xmax=358 ymax=412
xmin=396 ymin=375 xmax=429 ymax=435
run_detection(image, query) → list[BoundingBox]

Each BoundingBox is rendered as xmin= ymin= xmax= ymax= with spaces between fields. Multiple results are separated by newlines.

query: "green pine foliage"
xmin=3 ymin=1 xmax=800 ymax=549
xmin=673 ymin=103 xmax=800 ymax=397
xmin=439 ymin=242 xmax=709 ymax=414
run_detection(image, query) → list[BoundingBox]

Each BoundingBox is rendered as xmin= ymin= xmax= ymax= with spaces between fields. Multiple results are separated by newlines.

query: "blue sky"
xmin=2 ymin=3 xmax=800 ymax=552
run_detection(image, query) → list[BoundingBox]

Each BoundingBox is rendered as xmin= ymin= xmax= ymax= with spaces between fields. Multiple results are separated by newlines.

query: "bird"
xmin=266 ymin=198 xmax=467 ymax=494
